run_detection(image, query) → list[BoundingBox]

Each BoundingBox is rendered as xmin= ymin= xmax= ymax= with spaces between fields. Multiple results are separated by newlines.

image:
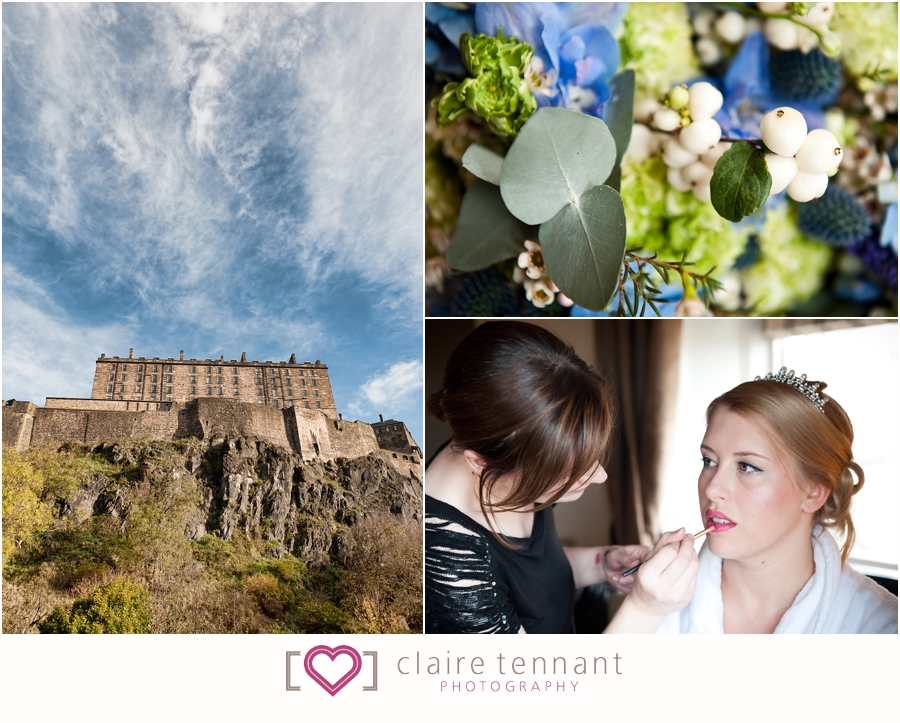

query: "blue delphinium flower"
xmin=881 ymin=203 xmax=898 ymax=255
xmin=426 ymin=3 xmax=475 ymax=76
xmin=474 ymin=3 xmax=628 ymax=118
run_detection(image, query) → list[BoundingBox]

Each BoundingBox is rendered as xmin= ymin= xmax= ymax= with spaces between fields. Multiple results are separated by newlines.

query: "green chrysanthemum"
xmin=620 ymin=2 xmax=700 ymax=98
xmin=432 ymin=31 xmax=537 ymax=138
xmin=620 ymin=156 xmax=749 ymax=275
xmin=832 ymin=2 xmax=898 ymax=86
xmin=740 ymin=203 xmax=834 ymax=314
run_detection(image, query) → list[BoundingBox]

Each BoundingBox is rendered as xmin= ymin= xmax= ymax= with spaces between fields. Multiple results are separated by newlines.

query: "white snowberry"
xmin=662 ymin=137 xmax=699 ymax=169
xmin=756 ymin=2 xmax=788 ymax=11
xmin=653 ymin=107 xmax=682 ymax=132
xmin=688 ymin=82 xmax=724 ymax=121
xmin=794 ymin=129 xmax=843 ymax=174
xmin=796 ymin=3 xmax=835 ymax=27
xmin=693 ymin=11 xmax=715 ymax=37
xmin=786 ymin=169 xmax=828 ymax=202
xmin=695 ymin=37 xmax=723 ymax=66
xmin=760 ymin=107 xmax=808 ymax=156
xmin=715 ymin=12 xmax=747 ymax=44
xmin=765 ymin=153 xmax=799 ymax=194
xmin=667 ymin=166 xmax=693 ymax=192
xmin=764 ymin=18 xmax=799 ymax=50
xmin=693 ymin=181 xmax=712 ymax=203
xmin=623 ymin=123 xmax=657 ymax=163
xmin=679 ymin=118 xmax=723 ymax=155
xmin=683 ymin=160 xmax=715 ymax=188
xmin=701 ymin=141 xmax=730 ymax=168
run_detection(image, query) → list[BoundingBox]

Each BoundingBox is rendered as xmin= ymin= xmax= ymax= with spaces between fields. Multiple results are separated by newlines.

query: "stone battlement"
xmin=3 ymin=397 xmax=420 ymax=465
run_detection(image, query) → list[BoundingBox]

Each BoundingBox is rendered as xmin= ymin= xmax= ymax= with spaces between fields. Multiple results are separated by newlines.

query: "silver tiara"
xmin=754 ymin=367 xmax=827 ymax=413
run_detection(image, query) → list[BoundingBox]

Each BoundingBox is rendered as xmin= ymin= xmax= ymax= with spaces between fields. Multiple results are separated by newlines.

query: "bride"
xmin=658 ymin=368 xmax=897 ymax=634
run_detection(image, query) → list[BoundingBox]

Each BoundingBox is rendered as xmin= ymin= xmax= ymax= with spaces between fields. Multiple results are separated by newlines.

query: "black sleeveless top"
xmin=424 ymin=486 xmax=576 ymax=634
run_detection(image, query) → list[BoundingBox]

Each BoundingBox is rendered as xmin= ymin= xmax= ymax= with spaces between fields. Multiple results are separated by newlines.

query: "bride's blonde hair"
xmin=707 ymin=379 xmax=863 ymax=563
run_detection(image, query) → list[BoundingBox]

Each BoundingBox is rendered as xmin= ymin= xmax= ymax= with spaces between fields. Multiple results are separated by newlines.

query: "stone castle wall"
xmin=2 ymin=398 xmax=413 ymax=465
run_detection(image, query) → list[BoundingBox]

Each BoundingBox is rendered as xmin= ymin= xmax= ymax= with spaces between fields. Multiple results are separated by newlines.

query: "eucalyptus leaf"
xmin=461 ymin=144 xmax=504 ymax=185
xmin=539 ymin=184 xmax=626 ymax=311
xmin=710 ymin=141 xmax=772 ymax=223
xmin=605 ymin=69 xmax=635 ymax=168
xmin=447 ymin=180 xmax=534 ymax=271
xmin=500 ymin=108 xmax=617 ymax=226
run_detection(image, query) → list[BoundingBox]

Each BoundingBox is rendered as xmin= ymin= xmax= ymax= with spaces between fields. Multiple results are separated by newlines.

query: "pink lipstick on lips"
xmin=706 ymin=509 xmax=737 ymax=532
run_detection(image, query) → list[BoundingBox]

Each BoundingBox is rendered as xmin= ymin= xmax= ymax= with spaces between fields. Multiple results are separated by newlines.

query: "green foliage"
xmin=461 ymin=143 xmax=503 ymax=185
xmin=38 ymin=578 xmax=151 ymax=634
xmin=433 ymin=31 xmax=537 ymax=137
xmin=447 ymin=180 xmax=534 ymax=270
xmin=711 ymin=142 xmax=773 ymax=223
xmin=604 ymin=70 xmax=636 ymax=189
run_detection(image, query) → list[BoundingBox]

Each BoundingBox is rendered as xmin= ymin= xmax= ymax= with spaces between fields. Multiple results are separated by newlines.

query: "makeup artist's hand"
xmin=629 ymin=528 xmax=700 ymax=617
xmin=604 ymin=545 xmax=650 ymax=594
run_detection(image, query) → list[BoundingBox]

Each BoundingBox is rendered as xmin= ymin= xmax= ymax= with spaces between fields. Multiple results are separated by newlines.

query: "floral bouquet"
xmin=425 ymin=2 xmax=898 ymax=317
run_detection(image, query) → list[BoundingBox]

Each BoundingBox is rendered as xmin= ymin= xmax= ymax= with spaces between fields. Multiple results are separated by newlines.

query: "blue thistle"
xmin=849 ymin=233 xmax=898 ymax=291
xmin=450 ymin=268 xmax=519 ymax=316
xmin=733 ymin=235 xmax=761 ymax=270
xmin=797 ymin=187 xmax=871 ymax=247
xmin=769 ymin=49 xmax=842 ymax=106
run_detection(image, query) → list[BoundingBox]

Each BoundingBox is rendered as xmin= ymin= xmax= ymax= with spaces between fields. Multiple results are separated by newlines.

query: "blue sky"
xmin=2 ymin=3 xmax=424 ymax=446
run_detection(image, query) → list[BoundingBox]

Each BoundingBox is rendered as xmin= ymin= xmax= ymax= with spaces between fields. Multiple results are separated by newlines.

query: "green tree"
xmin=38 ymin=578 xmax=151 ymax=634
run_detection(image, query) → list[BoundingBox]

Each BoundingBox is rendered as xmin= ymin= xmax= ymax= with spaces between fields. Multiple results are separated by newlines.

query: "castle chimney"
xmin=129 ymin=348 xmax=134 ymax=359
xmin=219 ymin=355 xmax=224 ymax=361
xmin=290 ymin=353 xmax=296 ymax=364
xmin=179 ymin=350 xmax=184 ymax=360
xmin=339 ymin=413 xmax=342 ymax=421
xmin=100 ymin=353 xmax=105 ymax=359
xmin=379 ymin=414 xmax=383 ymax=423
xmin=241 ymin=352 xmax=247 ymax=362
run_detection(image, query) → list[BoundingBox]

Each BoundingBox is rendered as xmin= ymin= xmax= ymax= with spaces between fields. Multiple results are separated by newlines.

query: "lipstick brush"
xmin=620 ymin=525 xmax=715 ymax=578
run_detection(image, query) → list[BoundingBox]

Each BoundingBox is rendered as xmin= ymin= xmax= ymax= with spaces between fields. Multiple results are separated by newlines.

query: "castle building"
xmin=371 ymin=415 xmax=421 ymax=456
xmin=86 ymin=349 xmax=336 ymax=418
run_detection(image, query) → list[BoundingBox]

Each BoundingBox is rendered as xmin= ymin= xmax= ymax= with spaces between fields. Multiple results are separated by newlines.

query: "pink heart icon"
xmin=303 ymin=645 xmax=362 ymax=697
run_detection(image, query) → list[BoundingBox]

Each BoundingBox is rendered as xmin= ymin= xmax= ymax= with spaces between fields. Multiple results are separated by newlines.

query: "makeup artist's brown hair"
xmin=707 ymin=379 xmax=862 ymax=563
xmin=427 ymin=321 xmax=615 ymax=543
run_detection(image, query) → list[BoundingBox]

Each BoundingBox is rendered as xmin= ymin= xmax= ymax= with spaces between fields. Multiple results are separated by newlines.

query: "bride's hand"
xmin=628 ymin=528 xmax=700 ymax=617
xmin=604 ymin=545 xmax=650 ymax=594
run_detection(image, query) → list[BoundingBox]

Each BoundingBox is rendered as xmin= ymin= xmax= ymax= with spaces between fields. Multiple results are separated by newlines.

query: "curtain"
xmin=594 ymin=320 xmax=683 ymax=548
xmin=761 ymin=318 xmax=893 ymax=337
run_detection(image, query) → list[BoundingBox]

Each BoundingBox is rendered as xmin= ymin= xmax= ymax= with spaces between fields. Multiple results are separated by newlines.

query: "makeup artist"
xmin=425 ymin=321 xmax=700 ymax=634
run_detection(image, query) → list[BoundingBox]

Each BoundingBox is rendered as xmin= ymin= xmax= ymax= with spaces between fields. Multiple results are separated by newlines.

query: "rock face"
xmin=71 ymin=435 xmax=422 ymax=569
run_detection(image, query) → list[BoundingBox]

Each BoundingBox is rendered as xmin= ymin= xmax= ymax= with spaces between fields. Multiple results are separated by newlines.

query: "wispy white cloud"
xmin=346 ymin=359 xmax=423 ymax=418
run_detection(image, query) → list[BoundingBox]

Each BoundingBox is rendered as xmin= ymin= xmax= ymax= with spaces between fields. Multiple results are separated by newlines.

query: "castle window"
xmin=302 ymin=390 xmax=307 ymax=397
xmin=274 ymin=400 xmax=279 ymax=408
xmin=255 ymin=368 xmax=261 ymax=375
xmin=377 ymin=436 xmax=381 ymax=441
xmin=109 ymin=374 xmax=115 ymax=381
xmin=258 ymin=400 xmax=264 ymax=405
xmin=257 ymin=389 xmax=263 ymax=396
xmin=232 ymin=367 xmax=238 ymax=373
xmin=206 ymin=367 xmax=212 ymax=373
xmin=135 ymin=385 xmax=142 ymax=393
xmin=190 ymin=386 xmax=196 ymax=394
xmin=285 ymin=370 xmax=291 ymax=376
xmin=166 ymin=375 xmax=173 ymax=383
xmin=118 ymin=385 xmax=124 ymax=392
xmin=304 ymin=401 xmax=310 ymax=408
xmin=256 ymin=378 xmax=262 ymax=386
xmin=110 ymin=364 xmax=116 ymax=370
xmin=166 ymin=386 xmax=172 ymax=394
xmin=190 ymin=366 xmax=196 ymax=373
xmin=120 ymin=374 xmax=126 ymax=381
xmin=138 ymin=365 xmax=144 ymax=371
xmin=207 ymin=376 xmax=212 ymax=384
xmin=166 ymin=396 xmax=171 ymax=402
xmin=301 ymin=379 xmax=306 ymax=386
xmin=153 ymin=365 xmax=159 ymax=372
xmin=298 ymin=370 xmax=304 ymax=376
xmin=286 ymin=379 xmax=292 ymax=387
xmin=270 ymin=369 xmax=276 ymax=376
xmin=217 ymin=376 xmax=222 ymax=384
xmin=287 ymin=390 xmax=293 ymax=397
xmin=313 ymin=390 xmax=319 ymax=398
xmin=118 ymin=395 xmax=123 ymax=400
xmin=315 ymin=401 xmax=321 ymax=408
xmin=234 ymin=388 xmax=239 ymax=396
xmin=310 ymin=370 xmax=316 ymax=376
xmin=166 ymin=365 xmax=173 ymax=372
xmin=122 ymin=364 xmax=128 ymax=370
xmin=136 ymin=374 xmax=143 ymax=382
xmin=107 ymin=385 xmax=113 ymax=393
xmin=152 ymin=385 xmax=157 ymax=393
xmin=106 ymin=395 xmax=112 ymax=400
xmin=288 ymin=401 xmax=294 ymax=407
xmin=207 ymin=387 xmax=212 ymax=395
xmin=218 ymin=387 xmax=223 ymax=396
xmin=312 ymin=380 xmax=317 ymax=387
xmin=152 ymin=375 xmax=157 ymax=382
xmin=232 ymin=374 xmax=238 ymax=382
xmin=272 ymin=389 xmax=278 ymax=396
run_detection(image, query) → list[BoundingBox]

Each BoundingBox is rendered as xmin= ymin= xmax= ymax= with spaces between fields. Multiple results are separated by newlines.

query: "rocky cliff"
xmin=66 ymin=434 xmax=422 ymax=569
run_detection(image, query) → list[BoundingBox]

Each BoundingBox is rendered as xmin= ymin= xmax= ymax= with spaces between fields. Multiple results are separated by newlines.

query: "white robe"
xmin=657 ymin=526 xmax=898 ymax=634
